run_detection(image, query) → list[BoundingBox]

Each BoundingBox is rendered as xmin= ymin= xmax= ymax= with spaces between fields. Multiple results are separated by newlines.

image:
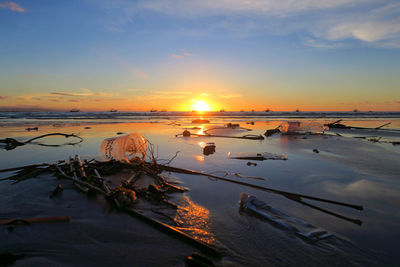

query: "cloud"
xmin=170 ymin=50 xmax=193 ymax=59
xmin=220 ymin=94 xmax=241 ymax=99
xmin=134 ymin=90 xmax=194 ymax=100
xmin=69 ymin=99 xmax=79 ymax=102
xmin=326 ymin=20 xmax=400 ymax=43
xmin=127 ymin=88 xmax=146 ymax=92
xmin=171 ymin=54 xmax=184 ymax=59
xmin=51 ymin=89 xmax=114 ymax=97
xmin=51 ymin=92 xmax=92 ymax=97
xmin=0 ymin=1 xmax=25 ymax=12
xmin=139 ymin=0 xmax=357 ymax=17
xmin=132 ymin=68 xmax=149 ymax=79
xmin=323 ymin=179 xmax=400 ymax=200
xmin=302 ymin=37 xmax=345 ymax=49
xmin=100 ymin=0 xmax=400 ymax=48
xmin=0 ymin=96 xmax=7 ymax=100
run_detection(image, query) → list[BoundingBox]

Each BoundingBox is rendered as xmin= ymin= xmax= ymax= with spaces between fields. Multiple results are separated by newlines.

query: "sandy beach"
xmin=1 ymin=113 xmax=399 ymax=266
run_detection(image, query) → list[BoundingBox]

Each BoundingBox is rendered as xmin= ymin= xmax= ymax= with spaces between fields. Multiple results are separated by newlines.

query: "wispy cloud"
xmin=220 ymin=94 xmax=241 ymax=99
xmin=171 ymin=54 xmax=184 ymax=59
xmin=134 ymin=90 xmax=193 ymax=100
xmin=132 ymin=68 xmax=149 ymax=79
xmin=51 ymin=89 xmax=114 ymax=97
xmin=139 ymin=0 xmax=358 ymax=17
xmin=0 ymin=1 xmax=25 ymax=12
xmin=100 ymin=0 xmax=400 ymax=48
xmin=170 ymin=50 xmax=193 ymax=59
xmin=0 ymin=96 xmax=7 ymax=100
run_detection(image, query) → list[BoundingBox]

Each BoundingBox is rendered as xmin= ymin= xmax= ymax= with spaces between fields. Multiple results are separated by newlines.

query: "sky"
xmin=0 ymin=0 xmax=399 ymax=112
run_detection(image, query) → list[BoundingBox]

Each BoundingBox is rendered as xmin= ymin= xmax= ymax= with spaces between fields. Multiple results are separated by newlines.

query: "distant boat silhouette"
xmin=150 ymin=109 xmax=157 ymax=112
xmin=70 ymin=109 xmax=80 ymax=112
xmin=109 ymin=109 xmax=117 ymax=112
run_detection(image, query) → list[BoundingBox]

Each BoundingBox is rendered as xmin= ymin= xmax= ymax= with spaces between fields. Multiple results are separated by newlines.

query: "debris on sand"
xmin=265 ymin=122 xmax=328 ymax=137
xmin=25 ymin=127 xmax=38 ymax=131
xmin=0 ymin=133 xmax=83 ymax=150
xmin=239 ymin=193 xmax=332 ymax=242
xmin=177 ymin=130 xmax=263 ymax=140
xmin=229 ymin=152 xmax=287 ymax=161
xmin=192 ymin=119 xmax=210 ymax=124
xmin=203 ymin=143 xmax=216 ymax=156
xmin=99 ymin=133 xmax=147 ymax=162
xmin=49 ymin=184 xmax=64 ymax=198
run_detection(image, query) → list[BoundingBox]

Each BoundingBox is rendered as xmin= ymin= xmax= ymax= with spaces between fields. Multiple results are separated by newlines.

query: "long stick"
xmin=0 ymin=216 xmax=70 ymax=225
xmin=375 ymin=122 xmax=391 ymax=129
xmin=197 ymin=133 xmax=264 ymax=140
xmin=291 ymin=198 xmax=362 ymax=226
xmin=157 ymin=164 xmax=363 ymax=211
xmin=55 ymin=165 xmax=106 ymax=195
xmin=24 ymin=133 xmax=83 ymax=144
xmin=0 ymin=163 xmax=49 ymax=173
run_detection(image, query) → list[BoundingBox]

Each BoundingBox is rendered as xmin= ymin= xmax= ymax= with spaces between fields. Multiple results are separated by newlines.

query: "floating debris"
xmin=192 ymin=119 xmax=210 ymax=124
xmin=225 ymin=123 xmax=240 ymax=129
xmin=0 ymin=133 xmax=83 ymax=150
xmin=177 ymin=131 xmax=264 ymax=140
xmin=99 ymin=133 xmax=148 ymax=162
xmin=325 ymin=120 xmax=397 ymax=131
xmin=0 ymin=216 xmax=70 ymax=226
xmin=49 ymin=184 xmax=64 ymax=198
xmin=239 ymin=193 xmax=332 ymax=242
xmin=25 ymin=127 xmax=38 ymax=131
xmin=203 ymin=143 xmax=216 ymax=156
xmin=229 ymin=152 xmax=287 ymax=161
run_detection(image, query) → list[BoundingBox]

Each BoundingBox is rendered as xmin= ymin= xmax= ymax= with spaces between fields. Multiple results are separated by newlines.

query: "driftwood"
xmin=0 ymin=133 xmax=83 ymax=150
xmin=326 ymin=120 xmax=399 ymax=131
xmin=0 ymin=216 xmax=70 ymax=225
xmin=176 ymin=130 xmax=264 ymax=140
xmin=0 ymin=157 xmax=220 ymax=258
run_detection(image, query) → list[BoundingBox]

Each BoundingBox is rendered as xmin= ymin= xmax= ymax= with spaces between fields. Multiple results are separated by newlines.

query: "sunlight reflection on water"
xmin=174 ymin=196 xmax=215 ymax=244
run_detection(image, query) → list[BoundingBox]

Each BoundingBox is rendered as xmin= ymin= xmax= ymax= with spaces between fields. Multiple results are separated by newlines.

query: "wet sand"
xmin=1 ymin=118 xmax=400 ymax=266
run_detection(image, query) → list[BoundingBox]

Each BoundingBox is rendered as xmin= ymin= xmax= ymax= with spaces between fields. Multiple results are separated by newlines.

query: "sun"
xmin=192 ymin=100 xmax=211 ymax=112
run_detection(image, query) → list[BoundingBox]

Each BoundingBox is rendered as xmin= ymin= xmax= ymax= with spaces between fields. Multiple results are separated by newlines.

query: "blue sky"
xmin=0 ymin=0 xmax=399 ymax=111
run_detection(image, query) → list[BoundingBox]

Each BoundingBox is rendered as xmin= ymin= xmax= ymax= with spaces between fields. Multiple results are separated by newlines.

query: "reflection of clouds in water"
xmin=198 ymin=141 xmax=206 ymax=148
xmin=323 ymin=179 xmax=400 ymax=203
xmin=174 ymin=196 xmax=214 ymax=244
xmin=194 ymin=155 xmax=204 ymax=162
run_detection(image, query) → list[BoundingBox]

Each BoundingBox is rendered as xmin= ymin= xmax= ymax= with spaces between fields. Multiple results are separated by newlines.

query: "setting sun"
xmin=192 ymin=100 xmax=211 ymax=112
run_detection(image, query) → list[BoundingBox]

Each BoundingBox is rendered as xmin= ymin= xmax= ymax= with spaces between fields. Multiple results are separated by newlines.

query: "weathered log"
xmin=0 ymin=216 xmax=70 ymax=225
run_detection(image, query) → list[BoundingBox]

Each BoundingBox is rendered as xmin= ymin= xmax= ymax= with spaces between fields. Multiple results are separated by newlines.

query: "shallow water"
xmin=1 ymin=115 xmax=400 ymax=266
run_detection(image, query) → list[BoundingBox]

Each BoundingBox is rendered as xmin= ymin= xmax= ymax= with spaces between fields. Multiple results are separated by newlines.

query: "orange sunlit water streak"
xmin=174 ymin=196 xmax=215 ymax=244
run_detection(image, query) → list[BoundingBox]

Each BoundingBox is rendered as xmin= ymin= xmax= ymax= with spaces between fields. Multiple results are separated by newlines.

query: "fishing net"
xmin=99 ymin=133 xmax=147 ymax=162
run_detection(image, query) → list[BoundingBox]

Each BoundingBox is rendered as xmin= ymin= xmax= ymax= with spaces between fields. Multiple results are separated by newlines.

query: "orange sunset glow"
xmin=191 ymin=100 xmax=211 ymax=112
